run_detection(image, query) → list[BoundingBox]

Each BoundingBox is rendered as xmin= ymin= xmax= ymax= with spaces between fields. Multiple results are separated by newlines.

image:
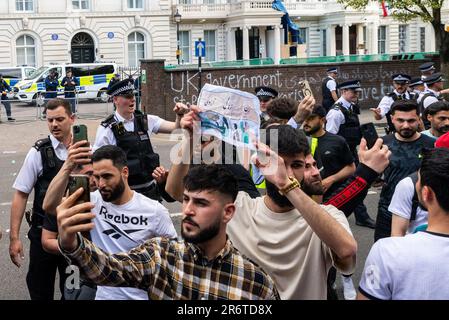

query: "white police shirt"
xmin=388 ymin=176 xmax=428 ymax=234
xmin=90 ymin=190 xmax=177 ymax=300
xmin=13 ymin=135 xmax=68 ymax=194
xmin=93 ymin=111 xmax=164 ymax=152
xmin=417 ymin=88 xmax=440 ymax=110
xmin=377 ymin=90 xmax=413 ymax=118
xmin=325 ymin=97 xmax=352 ymax=134
xmin=359 ymin=231 xmax=449 ymax=300
xmin=326 ymin=76 xmax=337 ymax=92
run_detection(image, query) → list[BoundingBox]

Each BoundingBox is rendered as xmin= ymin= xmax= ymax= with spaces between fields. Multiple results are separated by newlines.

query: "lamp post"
xmin=174 ymin=9 xmax=182 ymax=65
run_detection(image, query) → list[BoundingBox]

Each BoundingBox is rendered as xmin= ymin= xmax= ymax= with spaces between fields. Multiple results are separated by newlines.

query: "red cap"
xmin=435 ymin=132 xmax=449 ymax=149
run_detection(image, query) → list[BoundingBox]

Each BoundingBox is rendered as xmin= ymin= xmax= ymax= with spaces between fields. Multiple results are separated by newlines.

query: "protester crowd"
xmin=3 ymin=61 xmax=449 ymax=300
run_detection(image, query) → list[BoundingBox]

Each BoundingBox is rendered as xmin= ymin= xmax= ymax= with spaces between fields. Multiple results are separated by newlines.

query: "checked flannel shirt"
xmin=61 ymin=234 xmax=280 ymax=300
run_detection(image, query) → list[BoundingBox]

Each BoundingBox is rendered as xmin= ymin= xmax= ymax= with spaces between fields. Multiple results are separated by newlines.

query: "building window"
xmin=178 ymin=0 xmax=192 ymax=4
xmin=298 ymin=28 xmax=308 ymax=44
xmin=72 ymin=0 xmax=90 ymax=10
xmin=16 ymin=35 xmax=36 ymax=66
xmin=378 ymin=26 xmax=386 ymax=54
xmin=363 ymin=26 xmax=367 ymax=51
xmin=16 ymin=0 xmax=33 ymax=12
xmin=204 ymin=30 xmax=216 ymax=62
xmin=398 ymin=25 xmax=408 ymax=53
xmin=180 ymin=31 xmax=190 ymax=63
xmin=420 ymin=27 xmax=426 ymax=52
xmin=127 ymin=0 xmax=143 ymax=9
xmin=321 ymin=29 xmax=327 ymax=56
xmin=128 ymin=32 xmax=145 ymax=67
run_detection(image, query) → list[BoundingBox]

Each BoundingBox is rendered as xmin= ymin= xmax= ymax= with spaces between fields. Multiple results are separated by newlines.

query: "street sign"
xmin=195 ymin=40 xmax=206 ymax=58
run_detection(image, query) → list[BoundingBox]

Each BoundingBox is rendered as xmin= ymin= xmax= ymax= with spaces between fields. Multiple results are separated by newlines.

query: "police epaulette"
xmin=101 ymin=114 xmax=116 ymax=128
xmin=33 ymin=137 xmax=51 ymax=151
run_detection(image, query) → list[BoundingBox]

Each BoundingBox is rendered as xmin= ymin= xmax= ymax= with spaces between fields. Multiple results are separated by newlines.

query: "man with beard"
xmin=166 ymin=105 xmax=392 ymax=299
xmin=418 ymin=73 xmax=447 ymax=129
xmin=374 ymin=100 xmax=435 ymax=241
xmin=56 ymin=164 xmax=280 ymax=300
xmin=421 ymin=101 xmax=449 ymax=140
xmin=9 ymin=98 xmax=74 ymax=300
xmin=63 ymin=145 xmax=177 ymax=300
xmin=359 ymin=148 xmax=449 ymax=300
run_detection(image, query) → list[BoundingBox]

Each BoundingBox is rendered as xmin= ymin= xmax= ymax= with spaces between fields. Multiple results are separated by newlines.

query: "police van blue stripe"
xmin=93 ymin=75 xmax=107 ymax=85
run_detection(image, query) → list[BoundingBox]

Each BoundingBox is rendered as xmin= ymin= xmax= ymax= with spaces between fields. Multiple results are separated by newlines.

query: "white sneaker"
xmin=341 ymin=275 xmax=357 ymax=300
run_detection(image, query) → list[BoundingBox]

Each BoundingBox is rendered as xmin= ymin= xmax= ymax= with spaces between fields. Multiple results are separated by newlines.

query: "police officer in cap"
xmin=255 ymin=86 xmax=278 ymax=127
xmin=418 ymin=72 xmax=447 ymax=129
xmin=322 ymin=67 xmax=339 ymax=113
xmin=419 ymin=62 xmax=435 ymax=81
xmin=371 ymin=74 xmax=416 ymax=134
xmin=409 ymin=77 xmax=425 ymax=96
xmin=93 ymin=79 xmax=187 ymax=202
xmin=326 ymin=80 xmax=376 ymax=228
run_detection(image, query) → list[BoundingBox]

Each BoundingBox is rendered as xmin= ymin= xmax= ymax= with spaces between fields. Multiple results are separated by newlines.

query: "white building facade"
xmin=0 ymin=0 xmax=447 ymax=68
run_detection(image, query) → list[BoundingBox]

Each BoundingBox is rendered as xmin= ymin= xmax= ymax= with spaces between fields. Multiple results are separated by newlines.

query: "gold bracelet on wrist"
xmin=278 ymin=177 xmax=300 ymax=196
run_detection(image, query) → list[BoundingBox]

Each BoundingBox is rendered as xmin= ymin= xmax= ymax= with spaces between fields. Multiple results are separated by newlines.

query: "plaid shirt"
xmin=62 ymin=235 xmax=280 ymax=300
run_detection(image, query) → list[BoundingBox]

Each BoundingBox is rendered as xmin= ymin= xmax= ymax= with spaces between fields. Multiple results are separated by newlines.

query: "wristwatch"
xmin=278 ymin=177 xmax=300 ymax=196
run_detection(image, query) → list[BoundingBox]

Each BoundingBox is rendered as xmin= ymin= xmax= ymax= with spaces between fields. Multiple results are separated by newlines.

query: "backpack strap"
xmin=408 ymin=172 xmax=419 ymax=221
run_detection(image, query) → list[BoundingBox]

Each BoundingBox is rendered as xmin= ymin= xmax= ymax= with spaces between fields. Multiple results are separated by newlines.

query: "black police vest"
xmin=334 ymin=102 xmax=362 ymax=150
xmin=419 ymin=92 xmax=444 ymax=130
xmin=322 ymin=78 xmax=334 ymax=101
xmin=32 ymin=137 xmax=65 ymax=221
xmin=102 ymin=112 xmax=160 ymax=188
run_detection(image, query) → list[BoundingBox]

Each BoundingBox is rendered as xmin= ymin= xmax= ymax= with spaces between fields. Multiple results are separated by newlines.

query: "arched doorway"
xmin=71 ymin=32 xmax=95 ymax=63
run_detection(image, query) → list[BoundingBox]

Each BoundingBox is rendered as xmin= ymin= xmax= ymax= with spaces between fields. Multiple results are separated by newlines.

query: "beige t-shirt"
xmin=228 ymin=191 xmax=353 ymax=300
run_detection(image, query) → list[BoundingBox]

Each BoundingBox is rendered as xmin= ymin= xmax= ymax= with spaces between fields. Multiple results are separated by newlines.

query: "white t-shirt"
xmin=93 ymin=111 xmax=163 ymax=151
xmin=388 ymin=176 xmax=428 ymax=234
xmin=90 ymin=190 xmax=177 ymax=300
xmin=359 ymin=231 xmax=449 ymax=300
xmin=228 ymin=192 xmax=353 ymax=300
xmin=13 ymin=135 xmax=68 ymax=194
xmin=417 ymin=89 xmax=440 ymax=110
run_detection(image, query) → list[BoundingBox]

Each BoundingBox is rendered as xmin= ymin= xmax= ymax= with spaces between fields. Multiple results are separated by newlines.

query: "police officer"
xmin=44 ymin=70 xmax=59 ymax=101
xmin=419 ymin=62 xmax=435 ymax=82
xmin=326 ymin=80 xmax=376 ymax=228
xmin=61 ymin=69 xmax=79 ymax=114
xmin=255 ymin=86 xmax=278 ymax=127
xmin=322 ymin=67 xmax=339 ymax=113
xmin=418 ymin=72 xmax=447 ymax=129
xmin=93 ymin=79 xmax=186 ymax=202
xmin=9 ymin=98 xmax=73 ymax=300
xmin=371 ymin=74 xmax=416 ymax=134
xmin=0 ymin=74 xmax=15 ymax=121
xmin=409 ymin=77 xmax=425 ymax=96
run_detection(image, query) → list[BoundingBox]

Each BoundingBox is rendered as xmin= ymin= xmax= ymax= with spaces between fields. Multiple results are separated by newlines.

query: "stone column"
xmin=274 ymin=25 xmax=281 ymax=64
xmin=342 ymin=23 xmax=350 ymax=56
xmin=243 ymin=25 xmax=250 ymax=60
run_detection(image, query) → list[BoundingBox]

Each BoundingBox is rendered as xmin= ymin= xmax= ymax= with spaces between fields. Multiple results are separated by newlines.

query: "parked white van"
xmin=0 ymin=66 xmax=37 ymax=88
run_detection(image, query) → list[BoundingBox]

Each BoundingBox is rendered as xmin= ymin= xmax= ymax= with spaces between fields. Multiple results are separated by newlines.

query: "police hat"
xmin=327 ymin=67 xmax=338 ymax=73
xmin=337 ymin=80 xmax=362 ymax=91
xmin=419 ymin=62 xmax=435 ymax=72
xmin=310 ymin=105 xmax=327 ymax=118
xmin=409 ymin=77 xmax=424 ymax=87
xmin=255 ymin=86 xmax=278 ymax=99
xmin=107 ymin=79 xmax=135 ymax=96
xmin=423 ymin=72 xmax=445 ymax=85
xmin=392 ymin=73 xmax=411 ymax=83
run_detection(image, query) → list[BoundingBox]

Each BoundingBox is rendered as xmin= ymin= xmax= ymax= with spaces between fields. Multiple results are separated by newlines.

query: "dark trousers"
xmin=374 ymin=205 xmax=392 ymax=242
xmin=65 ymin=96 xmax=76 ymax=114
xmin=350 ymin=146 xmax=371 ymax=222
xmin=1 ymin=97 xmax=11 ymax=117
xmin=26 ymin=226 xmax=69 ymax=300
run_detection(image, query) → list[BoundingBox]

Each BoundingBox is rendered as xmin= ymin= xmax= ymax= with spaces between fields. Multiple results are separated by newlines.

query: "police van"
xmin=0 ymin=66 xmax=37 ymax=88
xmin=13 ymin=63 xmax=117 ymax=103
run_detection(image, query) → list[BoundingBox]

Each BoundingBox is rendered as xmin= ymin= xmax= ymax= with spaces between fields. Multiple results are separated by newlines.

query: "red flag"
xmin=381 ymin=0 xmax=389 ymax=17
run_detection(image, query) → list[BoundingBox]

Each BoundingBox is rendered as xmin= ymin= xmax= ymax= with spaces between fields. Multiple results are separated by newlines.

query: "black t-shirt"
xmin=43 ymin=214 xmax=58 ymax=233
xmin=313 ymin=132 xmax=354 ymax=199
xmin=379 ymin=133 xmax=435 ymax=209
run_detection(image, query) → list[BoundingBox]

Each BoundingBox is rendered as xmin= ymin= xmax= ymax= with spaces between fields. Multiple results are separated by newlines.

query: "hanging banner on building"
xmin=197 ymin=84 xmax=261 ymax=150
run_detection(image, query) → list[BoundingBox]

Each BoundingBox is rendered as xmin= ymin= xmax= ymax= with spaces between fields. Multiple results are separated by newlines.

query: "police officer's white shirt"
xmin=13 ymin=135 xmax=68 ymax=194
xmin=377 ymin=90 xmax=412 ymax=118
xmin=90 ymin=190 xmax=177 ymax=300
xmin=325 ymin=97 xmax=352 ymax=134
xmin=326 ymin=76 xmax=337 ymax=92
xmin=93 ymin=111 xmax=163 ymax=152
xmin=417 ymin=88 xmax=440 ymax=109
xmin=359 ymin=231 xmax=449 ymax=300
xmin=388 ymin=176 xmax=428 ymax=234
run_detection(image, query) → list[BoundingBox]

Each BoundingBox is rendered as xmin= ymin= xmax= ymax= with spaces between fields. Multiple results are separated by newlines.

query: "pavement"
xmin=0 ymin=100 xmax=387 ymax=300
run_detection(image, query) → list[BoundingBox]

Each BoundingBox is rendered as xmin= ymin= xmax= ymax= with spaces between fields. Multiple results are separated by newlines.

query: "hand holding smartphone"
xmin=72 ymin=124 xmax=89 ymax=148
xmin=360 ymin=123 xmax=379 ymax=149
